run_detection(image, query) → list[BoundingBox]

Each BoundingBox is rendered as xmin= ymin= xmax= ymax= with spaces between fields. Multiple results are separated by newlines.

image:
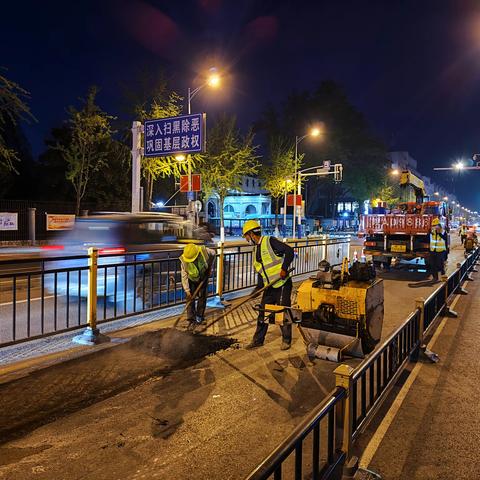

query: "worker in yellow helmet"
xmin=459 ymin=224 xmax=467 ymax=245
xmin=242 ymin=219 xmax=295 ymax=350
xmin=180 ymin=243 xmax=216 ymax=327
xmin=428 ymin=218 xmax=447 ymax=282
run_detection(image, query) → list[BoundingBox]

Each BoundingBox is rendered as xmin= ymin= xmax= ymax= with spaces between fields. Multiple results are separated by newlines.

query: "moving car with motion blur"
xmin=43 ymin=213 xmax=214 ymax=304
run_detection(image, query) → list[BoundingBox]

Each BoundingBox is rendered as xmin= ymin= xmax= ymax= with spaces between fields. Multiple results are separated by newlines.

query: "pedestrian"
xmin=428 ymin=218 xmax=447 ymax=281
xmin=459 ymin=224 xmax=467 ymax=246
xmin=179 ymin=243 xmax=216 ymax=326
xmin=242 ymin=220 xmax=295 ymax=350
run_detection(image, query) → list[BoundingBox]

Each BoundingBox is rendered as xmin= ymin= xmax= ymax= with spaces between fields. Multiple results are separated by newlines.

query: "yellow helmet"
xmin=181 ymin=243 xmax=200 ymax=263
xmin=431 ymin=218 xmax=441 ymax=226
xmin=242 ymin=219 xmax=261 ymax=236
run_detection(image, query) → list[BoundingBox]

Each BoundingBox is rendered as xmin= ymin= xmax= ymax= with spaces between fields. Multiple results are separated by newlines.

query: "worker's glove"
xmin=280 ymin=269 xmax=288 ymax=280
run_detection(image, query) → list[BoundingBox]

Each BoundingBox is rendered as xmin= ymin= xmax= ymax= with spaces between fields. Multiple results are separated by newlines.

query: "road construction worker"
xmin=180 ymin=243 xmax=216 ymax=326
xmin=464 ymin=228 xmax=478 ymax=254
xmin=428 ymin=218 xmax=447 ymax=281
xmin=242 ymin=220 xmax=295 ymax=350
xmin=459 ymin=224 xmax=467 ymax=245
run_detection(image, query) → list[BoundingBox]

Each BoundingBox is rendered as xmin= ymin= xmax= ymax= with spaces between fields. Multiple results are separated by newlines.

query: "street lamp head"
xmin=434 ymin=192 xmax=439 ymax=196
xmin=206 ymin=68 xmax=221 ymax=88
xmin=443 ymin=196 xmax=449 ymax=201
xmin=391 ymin=169 xmax=400 ymax=175
xmin=454 ymin=161 xmax=464 ymax=170
xmin=175 ymin=154 xmax=186 ymax=162
xmin=310 ymin=127 xmax=321 ymax=137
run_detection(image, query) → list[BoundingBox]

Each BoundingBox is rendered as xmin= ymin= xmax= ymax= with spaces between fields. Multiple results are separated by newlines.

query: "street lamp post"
xmin=185 ymin=68 xmax=220 ymax=224
xmin=292 ymin=128 xmax=320 ymax=239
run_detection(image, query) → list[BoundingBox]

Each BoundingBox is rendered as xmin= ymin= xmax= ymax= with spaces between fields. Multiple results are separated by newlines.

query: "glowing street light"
xmin=434 ymin=192 xmax=440 ymax=196
xmin=292 ymin=127 xmax=323 ymax=238
xmin=454 ymin=161 xmax=464 ymax=170
xmin=188 ymin=67 xmax=221 ymax=114
xmin=175 ymin=154 xmax=186 ymax=162
xmin=443 ymin=196 xmax=449 ymax=201
xmin=391 ymin=169 xmax=400 ymax=175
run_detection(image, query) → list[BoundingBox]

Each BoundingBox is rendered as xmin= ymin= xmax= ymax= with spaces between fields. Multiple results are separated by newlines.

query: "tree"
xmin=200 ymin=115 xmax=259 ymax=240
xmin=261 ymin=135 xmax=303 ymax=229
xmin=0 ymin=71 xmax=35 ymax=176
xmin=57 ymin=86 xmax=114 ymax=215
xmin=256 ymin=81 xmax=388 ymax=217
xmin=126 ymin=75 xmax=200 ymax=209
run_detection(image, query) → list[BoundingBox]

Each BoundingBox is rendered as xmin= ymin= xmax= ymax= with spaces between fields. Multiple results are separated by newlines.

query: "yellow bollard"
xmin=87 ymin=247 xmax=98 ymax=331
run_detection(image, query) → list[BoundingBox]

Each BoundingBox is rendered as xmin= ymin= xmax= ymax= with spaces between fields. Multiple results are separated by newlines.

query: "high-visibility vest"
xmin=430 ymin=231 xmax=446 ymax=252
xmin=460 ymin=226 xmax=467 ymax=235
xmin=253 ymin=236 xmax=287 ymax=288
xmin=181 ymin=246 xmax=209 ymax=282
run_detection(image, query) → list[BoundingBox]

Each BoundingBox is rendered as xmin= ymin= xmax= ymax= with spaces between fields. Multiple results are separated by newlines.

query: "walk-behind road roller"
xmin=261 ymin=259 xmax=384 ymax=362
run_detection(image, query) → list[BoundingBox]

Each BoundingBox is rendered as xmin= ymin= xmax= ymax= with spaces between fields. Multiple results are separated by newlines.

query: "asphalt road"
xmin=0 ymin=237 xmax=468 ymax=480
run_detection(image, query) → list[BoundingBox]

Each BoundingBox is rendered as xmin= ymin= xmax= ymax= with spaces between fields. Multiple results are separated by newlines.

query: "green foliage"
xmin=0 ymin=72 xmax=35 ymax=174
xmin=372 ymin=174 xmax=401 ymax=208
xmin=262 ymin=135 xmax=302 ymax=199
xmin=56 ymin=86 xmax=114 ymax=214
xmin=257 ymin=81 xmax=388 ymax=211
xmin=200 ymin=115 xmax=259 ymax=233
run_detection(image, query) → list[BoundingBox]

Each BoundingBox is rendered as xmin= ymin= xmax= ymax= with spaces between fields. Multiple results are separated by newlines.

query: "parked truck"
xmin=359 ymin=170 xmax=450 ymax=267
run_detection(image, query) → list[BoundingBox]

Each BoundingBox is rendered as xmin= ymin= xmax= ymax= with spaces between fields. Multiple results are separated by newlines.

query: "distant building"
xmin=204 ymin=176 xmax=274 ymax=235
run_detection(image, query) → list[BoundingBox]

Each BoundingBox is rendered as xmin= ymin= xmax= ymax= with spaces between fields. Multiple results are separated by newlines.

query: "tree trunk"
xmin=275 ymin=197 xmax=279 ymax=228
xmin=75 ymin=193 xmax=81 ymax=216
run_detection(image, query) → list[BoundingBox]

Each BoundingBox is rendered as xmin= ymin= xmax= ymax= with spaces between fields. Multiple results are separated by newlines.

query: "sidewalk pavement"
xmin=356 ymin=263 xmax=480 ymax=479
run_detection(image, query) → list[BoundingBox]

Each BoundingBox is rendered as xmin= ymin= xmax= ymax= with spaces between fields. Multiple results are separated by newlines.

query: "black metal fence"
xmin=245 ymin=247 xmax=480 ymax=479
xmin=0 ymin=236 xmax=350 ymax=347
xmin=246 ymin=388 xmax=347 ymax=480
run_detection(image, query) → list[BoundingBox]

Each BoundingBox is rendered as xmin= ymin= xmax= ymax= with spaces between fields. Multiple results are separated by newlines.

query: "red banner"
xmin=287 ymin=194 xmax=302 ymax=207
xmin=180 ymin=174 xmax=201 ymax=192
xmin=360 ymin=214 xmax=435 ymax=234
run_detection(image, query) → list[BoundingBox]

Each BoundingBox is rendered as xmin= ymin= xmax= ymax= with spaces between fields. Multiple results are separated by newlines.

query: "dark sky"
xmin=2 ymin=0 xmax=480 ymax=209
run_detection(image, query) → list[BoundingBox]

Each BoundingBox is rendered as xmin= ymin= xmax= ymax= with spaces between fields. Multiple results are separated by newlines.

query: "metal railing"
xmin=245 ymin=388 xmax=347 ymax=480
xmin=245 ymin=247 xmax=479 ymax=479
xmin=0 ymin=235 xmax=350 ymax=347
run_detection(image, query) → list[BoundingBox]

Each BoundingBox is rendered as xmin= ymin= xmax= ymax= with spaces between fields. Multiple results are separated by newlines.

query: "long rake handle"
xmin=198 ymin=268 xmax=294 ymax=333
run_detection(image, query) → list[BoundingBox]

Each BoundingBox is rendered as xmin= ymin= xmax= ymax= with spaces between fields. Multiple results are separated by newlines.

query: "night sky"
xmin=2 ymin=0 xmax=480 ymax=208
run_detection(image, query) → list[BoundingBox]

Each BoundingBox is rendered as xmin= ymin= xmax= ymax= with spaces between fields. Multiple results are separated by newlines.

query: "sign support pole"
xmin=131 ymin=121 xmax=143 ymax=213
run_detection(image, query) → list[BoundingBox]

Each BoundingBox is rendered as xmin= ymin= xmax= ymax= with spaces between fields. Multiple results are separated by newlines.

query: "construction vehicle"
xmin=258 ymin=259 xmax=384 ymax=362
xmin=359 ymin=170 xmax=450 ymax=266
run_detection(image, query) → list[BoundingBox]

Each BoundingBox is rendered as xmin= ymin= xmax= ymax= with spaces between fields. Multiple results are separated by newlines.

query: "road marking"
xmin=0 ymin=295 xmax=56 ymax=307
xmin=359 ymin=288 xmax=463 ymax=469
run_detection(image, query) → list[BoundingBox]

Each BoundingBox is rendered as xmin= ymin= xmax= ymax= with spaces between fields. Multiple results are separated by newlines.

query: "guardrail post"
xmin=456 ymin=262 xmax=469 ymax=295
xmin=207 ymin=241 xmax=229 ymax=309
xmin=334 ymin=364 xmax=355 ymax=469
xmin=410 ymin=298 xmax=425 ymax=362
xmin=442 ymin=275 xmax=458 ymax=318
xmin=73 ymin=247 xmax=108 ymax=345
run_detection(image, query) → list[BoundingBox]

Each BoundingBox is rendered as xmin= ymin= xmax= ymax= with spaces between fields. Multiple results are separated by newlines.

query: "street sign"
xmin=144 ymin=113 xmax=206 ymax=158
xmin=180 ymin=174 xmax=201 ymax=192
xmin=287 ymin=194 xmax=302 ymax=207
xmin=194 ymin=200 xmax=203 ymax=213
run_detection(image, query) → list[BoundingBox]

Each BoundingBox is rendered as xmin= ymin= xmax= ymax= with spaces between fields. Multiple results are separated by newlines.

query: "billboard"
xmin=0 ymin=212 xmax=18 ymax=231
xmin=46 ymin=214 xmax=76 ymax=231
xmin=144 ymin=113 xmax=206 ymax=157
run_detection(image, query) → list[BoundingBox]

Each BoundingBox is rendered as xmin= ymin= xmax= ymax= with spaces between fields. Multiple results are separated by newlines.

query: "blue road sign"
xmin=144 ymin=113 xmax=206 ymax=157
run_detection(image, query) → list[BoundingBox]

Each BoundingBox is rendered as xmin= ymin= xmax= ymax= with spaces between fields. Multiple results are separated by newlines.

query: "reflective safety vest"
xmin=460 ymin=226 xmax=467 ymax=236
xmin=181 ymin=246 xmax=209 ymax=282
xmin=430 ymin=231 xmax=446 ymax=252
xmin=253 ymin=236 xmax=287 ymax=288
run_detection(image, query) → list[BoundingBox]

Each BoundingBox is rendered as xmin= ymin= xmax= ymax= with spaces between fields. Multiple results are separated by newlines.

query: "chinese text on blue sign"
xmin=144 ymin=113 xmax=206 ymax=157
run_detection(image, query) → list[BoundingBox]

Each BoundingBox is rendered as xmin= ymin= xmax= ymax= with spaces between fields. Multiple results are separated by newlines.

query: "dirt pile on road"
xmin=129 ymin=328 xmax=236 ymax=361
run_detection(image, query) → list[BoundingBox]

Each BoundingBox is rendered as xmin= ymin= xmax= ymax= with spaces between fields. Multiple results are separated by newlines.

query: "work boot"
xmin=280 ymin=341 xmax=291 ymax=351
xmin=195 ymin=316 xmax=205 ymax=324
xmin=245 ymin=341 xmax=263 ymax=350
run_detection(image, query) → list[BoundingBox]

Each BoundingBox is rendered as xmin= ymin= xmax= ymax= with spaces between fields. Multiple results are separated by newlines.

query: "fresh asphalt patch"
xmin=0 ymin=328 xmax=236 ymax=444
